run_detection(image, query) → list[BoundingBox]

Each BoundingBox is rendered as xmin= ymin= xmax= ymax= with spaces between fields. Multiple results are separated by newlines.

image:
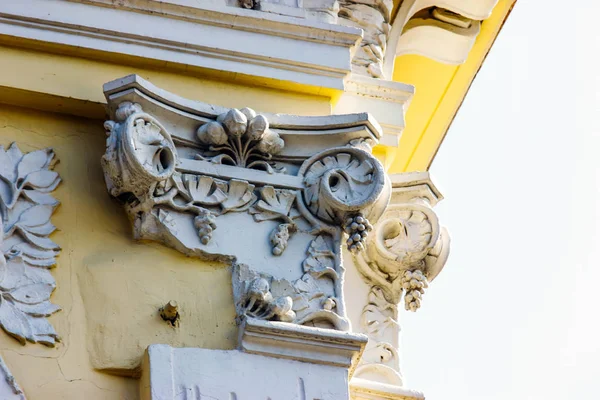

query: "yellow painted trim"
xmin=388 ymin=0 xmax=517 ymax=173
xmin=0 ymin=44 xmax=332 ymax=118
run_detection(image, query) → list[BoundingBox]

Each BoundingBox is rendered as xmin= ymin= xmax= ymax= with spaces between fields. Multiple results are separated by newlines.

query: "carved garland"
xmin=0 ymin=144 xmax=61 ymax=347
xmin=102 ymin=102 xmax=389 ymax=331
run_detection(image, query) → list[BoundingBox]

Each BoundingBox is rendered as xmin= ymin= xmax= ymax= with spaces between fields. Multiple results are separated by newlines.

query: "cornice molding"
xmin=0 ymin=0 xmax=362 ymax=91
xmin=334 ymin=75 xmax=415 ymax=147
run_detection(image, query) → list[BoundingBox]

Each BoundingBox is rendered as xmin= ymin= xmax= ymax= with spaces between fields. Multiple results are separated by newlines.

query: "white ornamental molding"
xmin=0 ymin=356 xmax=25 ymax=400
xmin=349 ymin=172 xmax=450 ymax=391
xmin=101 ymin=75 xmax=390 ymax=332
xmin=0 ymin=144 xmax=62 ymax=347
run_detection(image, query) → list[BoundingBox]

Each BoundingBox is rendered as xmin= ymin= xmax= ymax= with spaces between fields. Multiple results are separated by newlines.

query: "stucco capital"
xmin=101 ymin=75 xmax=391 ymax=334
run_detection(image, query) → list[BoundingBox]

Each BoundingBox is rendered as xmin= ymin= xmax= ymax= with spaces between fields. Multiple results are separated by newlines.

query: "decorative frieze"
xmin=0 ymin=143 xmax=61 ymax=347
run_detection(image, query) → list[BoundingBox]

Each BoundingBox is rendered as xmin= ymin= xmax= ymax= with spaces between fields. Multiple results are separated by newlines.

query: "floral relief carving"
xmin=250 ymin=186 xmax=299 ymax=255
xmin=233 ymin=233 xmax=349 ymax=331
xmin=0 ymin=144 xmax=61 ymax=347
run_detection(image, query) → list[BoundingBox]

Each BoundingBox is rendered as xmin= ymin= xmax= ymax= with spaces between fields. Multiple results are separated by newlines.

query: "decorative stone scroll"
xmin=348 ymin=172 xmax=450 ymax=391
xmin=101 ymin=75 xmax=390 ymax=332
xmin=0 ymin=143 xmax=61 ymax=347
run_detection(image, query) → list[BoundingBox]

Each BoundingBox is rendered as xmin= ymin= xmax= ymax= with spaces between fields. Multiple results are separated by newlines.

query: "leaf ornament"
xmin=0 ymin=143 xmax=61 ymax=347
xmin=249 ymin=186 xmax=295 ymax=222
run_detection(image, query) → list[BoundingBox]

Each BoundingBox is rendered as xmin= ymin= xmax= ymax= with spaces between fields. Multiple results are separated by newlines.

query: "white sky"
xmin=401 ymin=2 xmax=600 ymax=399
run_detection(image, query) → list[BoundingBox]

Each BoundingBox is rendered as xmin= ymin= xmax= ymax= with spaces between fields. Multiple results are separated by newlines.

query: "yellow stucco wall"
xmin=0 ymin=104 xmax=241 ymax=399
xmin=0 ymin=45 xmax=332 ymax=120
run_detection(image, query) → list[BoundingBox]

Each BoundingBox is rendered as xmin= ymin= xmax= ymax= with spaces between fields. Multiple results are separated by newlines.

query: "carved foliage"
xmin=103 ymin=102 xmax=391 ymax=332
xmin=301 ymin=147 xmax=387 ymax=251
xmin=338 ymin=0 xmax=393 ymax=78
xmin=0 ymin=355 xmax=25 ymax=399
xmin=355 ymin=285 xmax=403 ymax=385
xmin=0 ymin=144 xmax=61 ymax=347
xmin=234 ymin=234 xmax=349 ymax=331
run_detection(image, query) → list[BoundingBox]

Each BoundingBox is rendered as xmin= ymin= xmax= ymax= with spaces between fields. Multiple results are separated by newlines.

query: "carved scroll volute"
xmin=356 ymin=201 xmax=449 ymax=308
xmin=348 ymin=181 xmax=450 ymax=390
xmin=102 ymin=102 xmax=177 ymax=202
xmin=298 ymin=147 xmax=391 ymax=252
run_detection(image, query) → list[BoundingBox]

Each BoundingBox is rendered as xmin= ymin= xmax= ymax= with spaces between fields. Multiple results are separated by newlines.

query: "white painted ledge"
xmin=334 ymin=75 xmax=415 ymax=147
xmin=141 ymin=343 xmax=362 ymax=400
xmin=350 ymin=378 xmax=425 ymax=400
xmin=0 ymin=0 xmax=362 ymax=91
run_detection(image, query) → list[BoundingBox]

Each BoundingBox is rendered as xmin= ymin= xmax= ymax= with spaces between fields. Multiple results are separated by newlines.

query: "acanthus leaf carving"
xmin=354 ymin=285 xmax=403 ymax=386
xmin=250 ymin=186 xmax=295 ymax=223
xmin=299 ymin=147 xmax=389 ymax=253
xmin=0 ymin=143 xmax=61 ymax=347
xmin=355 ymin=202 xmax=448 ymax=309
xmin=250 ymin=186 xmax=298 ymax=255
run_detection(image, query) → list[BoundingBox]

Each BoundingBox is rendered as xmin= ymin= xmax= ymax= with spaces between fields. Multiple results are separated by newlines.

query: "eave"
xmin=387 ymin=0 xmax=517 ymax=173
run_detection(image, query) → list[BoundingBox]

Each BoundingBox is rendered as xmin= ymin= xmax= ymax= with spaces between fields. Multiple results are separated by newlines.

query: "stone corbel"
xmin=346 ymin=172 xmax=450 ymax=398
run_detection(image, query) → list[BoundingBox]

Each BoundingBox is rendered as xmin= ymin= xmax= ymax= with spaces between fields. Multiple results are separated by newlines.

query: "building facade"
xmin=0 ymin=0 xmax=514 ymax=398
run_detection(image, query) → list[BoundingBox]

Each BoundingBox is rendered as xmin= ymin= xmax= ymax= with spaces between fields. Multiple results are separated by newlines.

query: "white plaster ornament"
xmin=101 ymin=77 xmax=450 ymax=399
xmin=348 ymin=173 xmax=450 ymax=390
xmin=0 ymin=143 xmax=61 ymax=347
xmin=101 ymin=76 xmax=390 ymax=332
